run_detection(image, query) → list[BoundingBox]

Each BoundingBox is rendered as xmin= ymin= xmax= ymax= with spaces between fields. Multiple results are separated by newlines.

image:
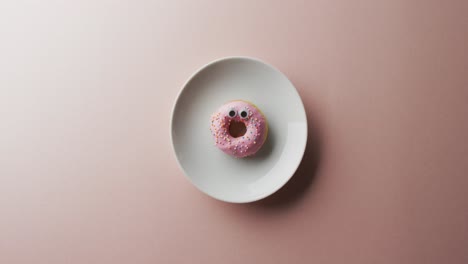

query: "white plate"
xmin=171 ymin=57 xmax=307 ymax=203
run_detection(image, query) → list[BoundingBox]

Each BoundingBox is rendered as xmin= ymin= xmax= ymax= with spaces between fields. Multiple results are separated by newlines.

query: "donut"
xmin=210 ymin=100 xmax=268 ymax=158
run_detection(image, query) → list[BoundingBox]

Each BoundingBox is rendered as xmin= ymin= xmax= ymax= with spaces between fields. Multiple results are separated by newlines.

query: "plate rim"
xmin=170 ymin=56 xmax=308 ymax=203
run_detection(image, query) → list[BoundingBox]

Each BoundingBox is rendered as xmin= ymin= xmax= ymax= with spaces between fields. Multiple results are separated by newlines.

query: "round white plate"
xmin=171 ymin=57 xmax=307 ymax=203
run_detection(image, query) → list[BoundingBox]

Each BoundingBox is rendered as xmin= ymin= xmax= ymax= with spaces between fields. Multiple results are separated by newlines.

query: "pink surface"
xmin=1 ymin=1 xmax=468 ymax=263
xmin=210 ymin=100 xmax=268 ymax=158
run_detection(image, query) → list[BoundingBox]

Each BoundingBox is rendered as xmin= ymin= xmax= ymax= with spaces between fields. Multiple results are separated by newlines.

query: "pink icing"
xmin=210 ymin=101 xmax=268 ymax=158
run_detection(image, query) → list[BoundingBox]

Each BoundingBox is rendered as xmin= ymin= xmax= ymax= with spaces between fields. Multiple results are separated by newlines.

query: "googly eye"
xmin=240 ymin=109 xmax=249 ymax=119
xmin=228 ymin=109 xmax=237 ymax=118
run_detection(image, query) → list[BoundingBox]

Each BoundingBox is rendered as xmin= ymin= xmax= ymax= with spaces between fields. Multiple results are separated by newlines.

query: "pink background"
xmin=1 ymin=1 xmax=468 ymax=263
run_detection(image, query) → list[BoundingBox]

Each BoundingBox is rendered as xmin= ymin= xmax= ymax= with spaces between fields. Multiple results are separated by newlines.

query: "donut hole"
xmin=229 ymin=120 xmax=247 ymax=138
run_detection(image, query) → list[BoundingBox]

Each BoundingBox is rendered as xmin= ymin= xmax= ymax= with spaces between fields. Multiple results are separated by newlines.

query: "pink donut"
xmin=210 ymin=100 xmax=268 ymax=158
